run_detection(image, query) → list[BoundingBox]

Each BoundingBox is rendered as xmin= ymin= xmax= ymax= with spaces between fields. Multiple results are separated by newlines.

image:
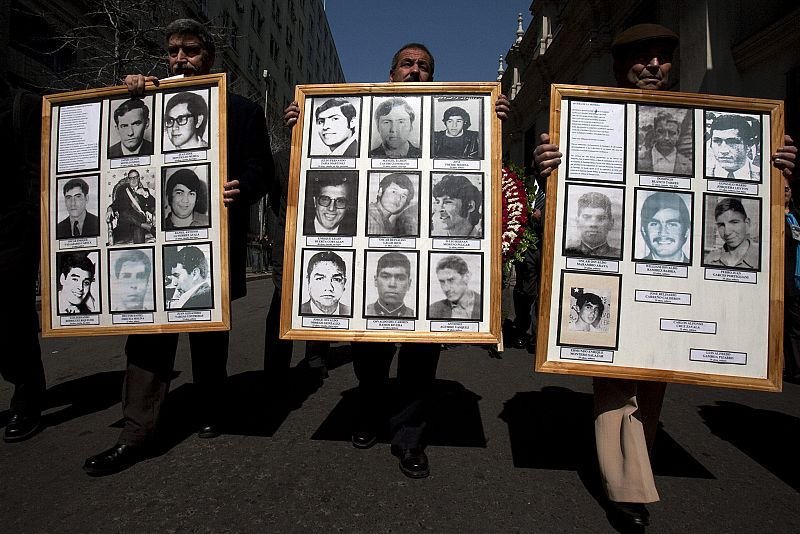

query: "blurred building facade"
xmin=500 ymin=0 xmax=800 ymax=172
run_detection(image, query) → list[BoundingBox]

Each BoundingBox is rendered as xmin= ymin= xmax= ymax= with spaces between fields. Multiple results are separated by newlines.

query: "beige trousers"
xmin=593 ymin=378 xmax=667 ymax=503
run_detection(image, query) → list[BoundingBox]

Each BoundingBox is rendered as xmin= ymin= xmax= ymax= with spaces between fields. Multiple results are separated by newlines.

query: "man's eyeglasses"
xmin=316 ymin=195 xmax=347 ymax=209
xmin=165 ymin=114 xmax=194 ymax=128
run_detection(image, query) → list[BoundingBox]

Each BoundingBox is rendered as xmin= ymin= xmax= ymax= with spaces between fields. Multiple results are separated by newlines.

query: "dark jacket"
xmin=56 ymin=212 xmax=100 ymax=239
xmin=369 ymin=143 xmax=421 ymax=158
xmin=432 ymin=129 xmax=481 ymax=159
xmin=302 ymin=210 xmax=357 ymax=236
xmin=108 ymin=138 xmax=154 ymax=159
xmin=227 ymin=93 xmax=274 ymax=300
xmin=0 ymin=84 xmax=41 ymax=279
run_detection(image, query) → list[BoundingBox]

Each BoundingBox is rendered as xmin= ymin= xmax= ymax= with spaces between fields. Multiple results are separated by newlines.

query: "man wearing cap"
xmin=83 ymin=18 xmax=273 ymax=476
xmin=534 ymin=23 xmax=795 ymax=530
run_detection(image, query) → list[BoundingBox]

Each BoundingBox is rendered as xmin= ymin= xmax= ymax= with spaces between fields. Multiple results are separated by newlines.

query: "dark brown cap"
xmin=611 ymin=23 xmax=678 ymax=57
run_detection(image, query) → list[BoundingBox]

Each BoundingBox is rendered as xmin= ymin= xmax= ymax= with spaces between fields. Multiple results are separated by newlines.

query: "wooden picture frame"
xmin=280 ymin=82 xmax=502 ymax=343
xmin=536 ymin=84 xmax=784 ymax=391
xmin=41 ymin=73 xmax=230 ymax=337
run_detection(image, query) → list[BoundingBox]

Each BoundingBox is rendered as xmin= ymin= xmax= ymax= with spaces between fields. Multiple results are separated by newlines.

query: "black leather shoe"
xmin=83 ymin=444 xmax=146 ymax=477
xmin=606 ymin=501 xmax=650 ymax=529
xmin=351 ymin=429 xmax=377 ymax=449
xmin=399 ymin=448 xmax=429 ymax=479
xmin=198 ymin=423 xmax=222 ymax=439
xmin=512 ymin=334 xmax=528 ymax=349
xmin=3 ymin=412 xmax=42 ymax=443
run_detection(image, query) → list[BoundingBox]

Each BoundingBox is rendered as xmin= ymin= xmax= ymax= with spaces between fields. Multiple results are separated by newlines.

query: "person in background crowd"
xmin=0 ymin=71 xmax=46 ymax=443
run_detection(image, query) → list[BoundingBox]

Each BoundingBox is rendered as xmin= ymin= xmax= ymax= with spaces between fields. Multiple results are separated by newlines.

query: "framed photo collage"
xmin=280 ymin=82 xmax=502 ymax=344
xmin=536 ymin=84 xmax=785 ymax=391
xmin=41 ymin=74 xmax=230 ymax=337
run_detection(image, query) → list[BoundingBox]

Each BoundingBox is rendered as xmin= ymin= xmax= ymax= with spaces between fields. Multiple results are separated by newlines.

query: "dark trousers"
xmin=351 ymin=342 xmax=440 ymax=450
xmin=0 ymin=269 xmax=45 ymax=415
xmin=512 ymin=246 xmax=541 ymax=336
xmin=118 ymin=331 xmax=229 ymax=446
xmin=785 ymin=296 xmax=800 ymax=379
xmin=263 ymin=202 xmax=293 ymax=388
xmin=264 ymin=287 xmax=293 ymax=388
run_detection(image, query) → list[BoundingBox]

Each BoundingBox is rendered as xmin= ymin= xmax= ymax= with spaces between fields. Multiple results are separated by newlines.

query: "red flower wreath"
xmin=501 ymin=162 xmax=539 ymax=275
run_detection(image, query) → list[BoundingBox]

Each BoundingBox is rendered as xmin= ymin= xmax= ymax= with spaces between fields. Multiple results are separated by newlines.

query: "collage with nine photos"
xmin=50 ymin=84 xmax=218 ymax=326
xmin=295 ymin=92 xmax=493 ymax=329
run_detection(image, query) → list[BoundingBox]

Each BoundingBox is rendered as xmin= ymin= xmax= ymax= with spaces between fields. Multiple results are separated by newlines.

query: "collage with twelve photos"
xmin=282 ymin=84 xmax=502 ymax=343
xmin=42 ymin=75 xmax=227 ymax=336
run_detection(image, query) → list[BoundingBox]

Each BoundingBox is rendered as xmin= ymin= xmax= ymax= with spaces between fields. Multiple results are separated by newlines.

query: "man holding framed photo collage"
xmin=534 ymin=23 xmax=797 ymax=531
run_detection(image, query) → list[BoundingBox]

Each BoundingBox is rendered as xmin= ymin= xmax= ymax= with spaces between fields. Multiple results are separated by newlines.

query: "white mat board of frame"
xmin=536 ymin=84 xmax=784 ymax=392
xmin=279 ymin=82 xmax=502 ymax=344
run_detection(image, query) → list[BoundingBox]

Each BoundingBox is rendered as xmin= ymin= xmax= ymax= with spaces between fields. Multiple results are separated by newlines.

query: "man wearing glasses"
xmin=163 ymin=91 xmax=209 ymax=150
xmin=303 ymin=172 xmax=357 ymax=235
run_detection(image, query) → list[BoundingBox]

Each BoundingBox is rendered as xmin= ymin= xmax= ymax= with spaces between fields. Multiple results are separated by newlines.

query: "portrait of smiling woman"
xmin=162 ymin=165 xmax=211 ymax=229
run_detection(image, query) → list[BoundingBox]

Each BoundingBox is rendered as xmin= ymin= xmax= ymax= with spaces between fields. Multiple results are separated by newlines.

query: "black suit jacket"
xmin=302 ymin=210 xmax=357 ymax=236
xmin=108 ymin=138 xmax=154 ymax=159
xmin=56 ymin=211 xmax=100 ymax=239
xmin=227 ymin=93 xmax=274 ymax=300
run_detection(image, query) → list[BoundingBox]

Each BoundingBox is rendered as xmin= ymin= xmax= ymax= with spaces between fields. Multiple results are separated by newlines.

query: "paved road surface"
xmin=1 ymin=278 xmax=798 ymax=532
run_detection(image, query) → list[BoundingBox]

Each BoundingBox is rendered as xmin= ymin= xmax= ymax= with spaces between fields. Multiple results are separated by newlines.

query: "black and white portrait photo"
xmin=303 ymin=170 xmax=359 ymax=236
xmin=162 ymin=89 xmax=211 ymax=152
xmin=308 ymin=97 xmax=361 ymax=157
xmin=56 ymin=175 xmax=101 ymax=240
xmin=702 ymin=193 xmax=762 ymax=270
xmin=107 ymin=96 xmax=155 ymax=159
xmin=635 ymin=105 xmax=693 ymax=176
xmin=633 ymin=189 xmax=693 ymax=264
xmin=163 ymin=243 xmax=214 ymax=310
xmin=299 ymin=249 xmax=355 ymax=317
xmin=106 ymin=167 xmax=157 ymax=245
xmin=366 ymin=171 xmax=420 ymax=237
xmin=704 ymin=111 xmax=762 ymax=181
xmin=562 ymin=183 xmax=625 ymax=260
xmin=557 ymin=272 xmax=621 ymax=350
xmin=56 ymin=250 xmax=100 ymax=315
xmin=108 ymin=247 xmax=155 ymax=312
xmin=567 ymin=287 xmax=611 ymax=333
xmin=363 ymin=250 xmax=418 ymax=318
xmin=431 ymin=96 xmax=483 ymax=160
xmin=162 ymin=164 xmax=212 ymax=230
xmin=369 ymin=95 xmax=423 ymax=158
xmin=427 ymin=252 xmax=483 ymax=321
xmin=430 ymin=173 xmax=484 ymax=238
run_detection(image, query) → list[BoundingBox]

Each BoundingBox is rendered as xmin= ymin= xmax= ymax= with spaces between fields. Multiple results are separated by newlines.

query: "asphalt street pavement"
xmin=1 ymin=277 xmax=799 ymax=533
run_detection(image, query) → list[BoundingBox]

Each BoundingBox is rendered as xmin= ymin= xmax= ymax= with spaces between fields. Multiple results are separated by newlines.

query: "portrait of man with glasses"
xmin=162 ymin=90 xmax=210 ymax=151
xmin=302 ymin=170 xmax=358 ymax=236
